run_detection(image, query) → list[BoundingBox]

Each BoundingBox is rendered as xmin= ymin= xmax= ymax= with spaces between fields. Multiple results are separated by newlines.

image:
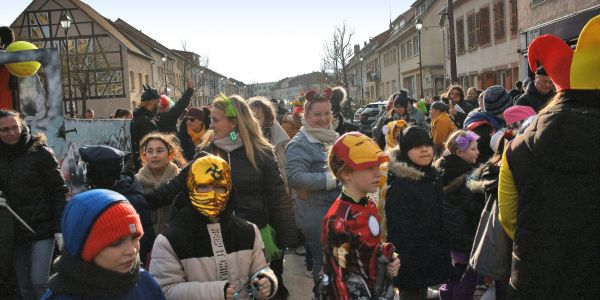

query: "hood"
xmin=385 ymin=147 xmax=426 ymax=181
xmin=466 ymin=162 xmax=499 ymax=195
xmin=517 ymin=93 xmax=600 ymax=172
xmin=434 ymin=153 xmax=476 ymax=192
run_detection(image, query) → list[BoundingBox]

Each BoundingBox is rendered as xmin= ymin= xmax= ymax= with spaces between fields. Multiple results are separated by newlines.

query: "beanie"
xmin=185 ymin=107 xmax=205 ymax=120
xmin=483 ymin=85 xmax=512 ymax=116
xmin=503 ymin=105 xmax=536 ymax=126
xmin=398 ymin=126 xmax=433 ymax=162
xmin=393 ymin=90 xmax=409 ymax=109
xmin=141 ymin=84 xmax=160 ymax=101
xmin=81 ymin=201 xmax=143 ymax=262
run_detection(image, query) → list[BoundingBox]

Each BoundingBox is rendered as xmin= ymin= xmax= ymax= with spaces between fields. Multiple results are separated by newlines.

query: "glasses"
xmin=0 ymin=126 xmax=20 ymax=134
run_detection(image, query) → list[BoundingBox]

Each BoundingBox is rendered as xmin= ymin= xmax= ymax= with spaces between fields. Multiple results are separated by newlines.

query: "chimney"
xmin=364 ymin=41 xmax=367 ymax=47
xmin=354 ymin=44 xmax=360 ymax=56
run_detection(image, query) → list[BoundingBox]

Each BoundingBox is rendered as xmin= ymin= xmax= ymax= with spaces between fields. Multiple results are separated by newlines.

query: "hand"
xmin=225 ymin=283 xmax=238 ymax=300
xmin=254 ymin=277 xmax=272 ymax=299
xmin=186 ymin=80 xmax=193 ymax=90
xmin=0 ymin=191 xmax=6 ymax=208
xmin=386 ymin=254 xmax=400 ymax=278
xmin=55 ymin=233 xmax=64 ymax=251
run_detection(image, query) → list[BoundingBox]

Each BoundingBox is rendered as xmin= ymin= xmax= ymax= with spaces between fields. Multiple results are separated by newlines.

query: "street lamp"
xmin=416 ymin=18 xmax=424 ymax=99
xmin=200 ymin=69 xmax=205 ymax=105
xmin=161 ymin=56 xmax=168 ymax=95
xmin=60 ymin=12 xmax=74 ymax=117
xmin=359 ymin=56 xmax=364 ymax=105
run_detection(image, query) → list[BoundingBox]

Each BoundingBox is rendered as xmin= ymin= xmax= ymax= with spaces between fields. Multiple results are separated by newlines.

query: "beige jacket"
xmin=135 ymin=162 xmax=179 ymax=234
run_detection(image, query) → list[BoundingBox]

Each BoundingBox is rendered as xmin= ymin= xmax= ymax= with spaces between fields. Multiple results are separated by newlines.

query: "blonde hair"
xmin=444 ymin=130 xmax=478 ymax=155
xmin=213 ymin=94 xmax=274 ymax=170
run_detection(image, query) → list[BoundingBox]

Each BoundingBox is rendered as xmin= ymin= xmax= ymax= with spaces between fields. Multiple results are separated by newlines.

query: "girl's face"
xmin=449 ymin=89 xmax=461 ymax=103
xmin=407 ymin=145 xmax=434 ymax=167
xmin=341 ymin=166 xmax=382 ymax=194
xmin=456 ymin=140 xmax=479 ymax=165
xmin=143 ymin=139 xmax=171 ymax=171
xmin=251 ymin=107 xmax=265 ymax=127
xmin=0 ymin=116 xmax=22 ymax=145
xmin=209 ymin=108 xmax=236 ymax=140
xmin=393 ymin=105 xmax=406 ymax=116
xmin=186 ymin=117 xmax=204 ymax=133
xmin=93 ymin=235 xmax=140 ymax=274
xmin=304 ymin=102 xmax=332 ymax=129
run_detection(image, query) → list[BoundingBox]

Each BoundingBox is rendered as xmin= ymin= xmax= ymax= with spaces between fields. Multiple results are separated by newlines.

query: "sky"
xmin=2 ymin=0 xmax=414 ymax=83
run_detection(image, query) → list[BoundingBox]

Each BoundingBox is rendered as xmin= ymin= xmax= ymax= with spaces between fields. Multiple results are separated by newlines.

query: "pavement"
xmin=281 ymin=251 xmax=314 ymax=300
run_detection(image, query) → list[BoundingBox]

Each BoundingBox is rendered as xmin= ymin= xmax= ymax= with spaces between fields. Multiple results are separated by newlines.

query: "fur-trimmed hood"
xmin=28 ymin=132 xmax=47 ymax=153
xmin=465 ymin=163 xmax=486 ymax=193
xmin=385 ymin=147 xmax=426 ymax=181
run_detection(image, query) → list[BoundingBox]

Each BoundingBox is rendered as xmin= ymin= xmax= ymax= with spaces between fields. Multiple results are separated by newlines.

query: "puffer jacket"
xmin=514 ymin=81 xmax=555 ymax=112
xmin=385 ymin=148 xmax=451 ymax=290
xmin=150 ymin=200 xmax=277 ymax=300
xmin=0 ymin=129 xmax=67 ymax=243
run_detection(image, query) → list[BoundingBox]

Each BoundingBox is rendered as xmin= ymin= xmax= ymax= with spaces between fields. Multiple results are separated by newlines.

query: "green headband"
xmin=218 ymin=92 xmax=237 ymax=118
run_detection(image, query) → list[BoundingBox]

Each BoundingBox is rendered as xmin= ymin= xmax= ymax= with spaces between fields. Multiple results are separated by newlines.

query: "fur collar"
xmin=443 ymin=174 xmax=467 ymax=193
xmin=28 ymin=133 xmax=47 ymax=153
xmin=465 ymin=163 xmax=486 ymax=193
xmin=385 ymin=147 xmax=425 ymax=181
xmin=135 ymin=162 xmax=180 ymax=193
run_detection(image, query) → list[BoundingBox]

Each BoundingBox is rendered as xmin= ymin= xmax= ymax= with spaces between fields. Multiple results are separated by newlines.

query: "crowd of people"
xmin=0 ymin=16 xmax=599 ymax=300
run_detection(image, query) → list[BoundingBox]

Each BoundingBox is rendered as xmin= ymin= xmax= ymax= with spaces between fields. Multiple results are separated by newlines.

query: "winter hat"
xmin=185 ymin=107 xmax=205 ymax=120
xmin=61 ymin=189 xmax=143 ymax=262
xmin=393 ymin=90 xmax=409 ymax=109
xmin=398 ymin=126 xmax=433 ymax=162
xmin=503 ymin=105 xmax=536 ymax=126
xmin=140 ymin=84 xmax=160 ymax=102
xmin=383 ymin=119 xmax=408 ymax=150
xmin=483 ymin=85 xmax=512 ymax=116
xmin=331 ymin=132 xmax=389 ymax=170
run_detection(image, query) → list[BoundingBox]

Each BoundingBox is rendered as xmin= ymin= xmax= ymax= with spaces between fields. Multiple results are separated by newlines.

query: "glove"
xmin=55 ymin=233 xmax=64 ymax=251
xmin=0 ymin=191 xmax=7 ymax=208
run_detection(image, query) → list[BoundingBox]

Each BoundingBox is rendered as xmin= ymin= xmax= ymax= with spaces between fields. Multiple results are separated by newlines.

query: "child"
xmin=386 ymin=126 xmax=452 ymax=300
xmin=135 ymin=132 xmax=186 ymax=235
xmin=430 ymin=101 xmax=458 ymax=155
xmin=41 ymin=189 xmax=165 ymax=299
xmin=320 ymin=132 xmax=400 ymax=299
xmin=150 ymin=155 xmax=278 ymax=299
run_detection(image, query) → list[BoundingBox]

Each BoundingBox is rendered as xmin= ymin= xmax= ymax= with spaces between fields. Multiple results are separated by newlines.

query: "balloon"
xmin=5 ymin=41 xmax=41 ymax=77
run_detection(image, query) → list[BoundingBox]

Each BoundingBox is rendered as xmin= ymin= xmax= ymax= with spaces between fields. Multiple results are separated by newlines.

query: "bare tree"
xmin=321 ymin=23 xmax=354 ymax=90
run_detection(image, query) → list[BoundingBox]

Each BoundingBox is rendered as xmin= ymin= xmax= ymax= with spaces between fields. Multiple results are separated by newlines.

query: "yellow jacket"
xmin=497 ymin=147 xmax=518 ymax=240
xmin=431 ymin=112 xmax=457 ymax=146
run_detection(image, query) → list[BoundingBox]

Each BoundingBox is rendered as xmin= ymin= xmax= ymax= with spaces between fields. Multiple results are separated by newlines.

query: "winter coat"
xmin=463 ymin=111 xmax=506 ymax=164
xmin=501 ymin=91 xmax=600 ymax=299
xmin=111 ymin=175 xmax=156 ymax=265
xmin=385 ymin=148 xmax=451 ymax=290
xmin=149 ymin=201 xmax=277 ymax=300
xmin=410 ymin=106 xmax=430 ymax=131
xmin=451 ymin=99 xmax=474 ymax=128
xmin=514 ymin=81 xmax=555 ymax=112
xmin=203 ymin=142 xmax=298 ymax=248
xmin=0 ymin=130 xmax=67 ymax=243
xmin=261 ymin=121 xmax=290 ymax=192
xmin=135 ymin=162 xmax=180 ymax=235
xmin=431 ymin=112 xmax=457 ymax=147
xmin=435 ymin=154 xmax=484 ymax=252
xmin=332 ymin=112 xmax=358 ymax=136
xmin=156 ymin=88 xmax=193 ymax=133
xmin=130 ymin=107 xmax=158 ymax=169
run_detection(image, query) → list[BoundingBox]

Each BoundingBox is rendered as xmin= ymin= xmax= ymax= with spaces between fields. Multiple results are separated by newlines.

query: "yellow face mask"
xmin=187 ymin=155 xmax=232 ymax=219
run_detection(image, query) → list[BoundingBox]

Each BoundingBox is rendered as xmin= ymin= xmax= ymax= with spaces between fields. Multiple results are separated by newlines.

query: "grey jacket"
xmin=410 ymin=106 xmax=430 ymax=131
xmin=285 ymin=129 xmax=340 ymax=208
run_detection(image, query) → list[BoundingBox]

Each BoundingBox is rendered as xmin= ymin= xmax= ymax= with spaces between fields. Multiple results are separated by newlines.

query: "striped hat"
xmin=483 ymin=85 xmax=512 ymax=116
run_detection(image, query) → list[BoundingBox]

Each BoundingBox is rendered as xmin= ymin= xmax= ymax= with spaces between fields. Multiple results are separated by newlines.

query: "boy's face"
xmin=341 ymin=166 xmax=382 ymax=194
xmin=93 ymin=235 xmax=140 ymax=274
xmin=429 ymin=108 xmax=440 ymax=119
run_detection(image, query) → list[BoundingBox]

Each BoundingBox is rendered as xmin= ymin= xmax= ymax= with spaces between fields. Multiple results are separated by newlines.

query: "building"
xmin=270 ymin=72 xmax=331 ymax=101
xmin=517 ymin=0 xmax=600 ymax=79
xmin=444 ymin=0 xmax=520 ymax=91
xmin=360 ymin=30 xmax=391 ymax=102
xmin=246 ymin=81 xmax=277 ymax=98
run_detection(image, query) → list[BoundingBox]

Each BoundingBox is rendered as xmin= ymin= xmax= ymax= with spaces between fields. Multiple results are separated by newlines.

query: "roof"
xmin=360 ymin=29 xmax=392 ymax=58
xmin=112 ymin=18 xmax=175 ymax=58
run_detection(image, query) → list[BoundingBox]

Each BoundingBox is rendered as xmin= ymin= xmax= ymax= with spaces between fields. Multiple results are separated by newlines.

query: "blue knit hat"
xmin=61 ymin=189 xmax=129 ymax=258
xmin=483 ymin=85 xmax=512 ymax=116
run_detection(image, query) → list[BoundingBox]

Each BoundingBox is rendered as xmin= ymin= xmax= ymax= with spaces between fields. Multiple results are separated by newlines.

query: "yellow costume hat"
xmin=332 ymin=132 xmax=389 ymax=170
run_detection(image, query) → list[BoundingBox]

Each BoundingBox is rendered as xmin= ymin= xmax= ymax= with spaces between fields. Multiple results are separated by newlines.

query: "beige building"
xmin=446 ymin=0 xmax=520 ymax=91
xmin=270 ymin=72 xmax=331 ymax=101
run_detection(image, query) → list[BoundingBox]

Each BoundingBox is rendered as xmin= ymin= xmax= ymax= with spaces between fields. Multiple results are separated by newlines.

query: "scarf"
xmin=188 ymin=127 xmax=206 ymax=146
xmin=301 ymin=120 xmax=339 ymax=145
xmin=47 ymin=253 xmax=140 ymax=298
xmin=135 ymin=162 xmax=180 ymax=194
xmin=213 ymin=135 xmax=244 ymax=153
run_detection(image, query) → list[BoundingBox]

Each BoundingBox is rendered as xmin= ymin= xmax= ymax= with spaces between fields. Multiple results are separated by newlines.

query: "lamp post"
xmin=60 ymin=12 xmax=73 ymax=117
xmin=359 ymin=56 xmax=364 ymax=105
xmin=161 ymin=56 xmax=168 ymax=95
xmin=200 ymin=69 xmax=205 ymax=105
xmin=416 ymin=18 xmax=424 ymax=99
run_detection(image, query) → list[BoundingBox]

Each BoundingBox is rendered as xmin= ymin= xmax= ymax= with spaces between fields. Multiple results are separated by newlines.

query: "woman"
xmin=373 ymin=90 xmax=412 ymax=149
xmin=446 ymin=85 xmax=474 ymax=128
xmin=248 ymin=96 xmax=290 ymax=190
xmin=177 ymin=106 xmax=212 ymax=161
xmin=203 ymin=93 xmax=298 ymax=298
xmin=0 ymin=109 xmax=67 ymax=300
xmin=285 ymin=89 xmax=341 ymax=295
xmin=135 ymin=132 xmax=186 ymax=235
xmin=434 ymin=130 xmax=484 ymax=300
xmin=385 ymin=126 xmax=452 ymax=300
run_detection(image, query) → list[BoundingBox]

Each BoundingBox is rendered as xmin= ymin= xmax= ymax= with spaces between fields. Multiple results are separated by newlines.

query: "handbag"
xmin=469 ymin=195 xmax=512 ymax=281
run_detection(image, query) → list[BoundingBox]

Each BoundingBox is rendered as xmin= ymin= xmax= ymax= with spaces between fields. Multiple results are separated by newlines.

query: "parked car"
xmin=352 ymin=106 xmax=366 ymax=127
xmin=358 ymin=101 xmax=386 ymax=136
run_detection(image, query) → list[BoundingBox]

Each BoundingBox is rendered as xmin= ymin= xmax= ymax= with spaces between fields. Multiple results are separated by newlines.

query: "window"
xmin=456 ymin=17 xmax=466 ymax=53
xmin=416 ymin=1 xmax=428 ymax=16
xmin=494 ymin=0 xmax=506 ymax=42
xmin=510 ymin=0 xmax=518 ymax=37
xmin=130 ymin=71 xmax=135 ymax=91
xmin=27 ymin=12 xmax=50 ymax=40
xmin=467 ymin=12 xmax=477 ymax=50
xmin=138 ymin=73 xmax=143 ymax=91
xmin=413 ymin=36 xmax=419 ymax=55
xmin=407 ymin=40 xmax=413 ymax=57
xmin=145 ymin=75 xmax=149 ymax=84
xmin=392 ymin=80 xmax=397 ymax=93
xmin=479 ymin=6 xmax=491 ymax=46
xmin=401 ymin=44 xmax=406 ymax=60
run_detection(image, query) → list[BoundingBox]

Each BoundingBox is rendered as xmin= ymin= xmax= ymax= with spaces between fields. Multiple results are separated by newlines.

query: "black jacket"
xmin=435 ymin=154 xmax=484 ymax=252
xmin=130 ymin=107 xmax=158 ymax=169
xmin=452 ymin=99 xmax=474 ymax=128
xmin=506 ymin=91 xmax=600 ymax=299
xmin=176 ymin=121 xmax=195 ymax=161
xmin=514 ymin=82 xmax=555 ymax=112
xmin=111 ymin=175 xmax=156 ymax=265
xmin=385 ymin=148 xmax=451 ymax=290
xmin=0 ymin=130 xmax=67 ymax=243
xmin=157 ymin=88 xmax=193 ymax=134
xmin=333 ymin=113 xmax=357 ymax=136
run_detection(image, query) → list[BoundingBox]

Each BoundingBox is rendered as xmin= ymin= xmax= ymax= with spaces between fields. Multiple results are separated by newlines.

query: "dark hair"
xmin=0 ymin=109 xmax=26 ymax=126
xmin=430 ymin=101 xmax=450 ymax=112
xmin=393 ymin=89 xmax=409 ymax=108
xmin=330 ymin=86 xmax=347 ymax=114
xmin=248 ymin=96 xmax=276 ymax=127
xmin=85 ymin=164 xmax=121 ymax=189
xmin=114 ymin=109 xmax=132 ymax=118
xmin=0 ymin=26 xmax=15 ymax=49
xmin=515 ymin=81 xmax=523 ymax=89
xmin=448 ymin=85 xmax=465 ymax=101
xmin=139 ymin=132 xmax=187 ymax=167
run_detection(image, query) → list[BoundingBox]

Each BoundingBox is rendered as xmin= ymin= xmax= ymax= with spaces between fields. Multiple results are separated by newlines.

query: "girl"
xmin=150 ymin=155 xmax=277 ymax=299
xmin=41 ymin=189 xmax=165 ymax=299
xmin=321 ymin=132 xmax=400 ymax=299
xmin=135 ymin=132 xmax=186 ymax=235
xmin=434 ymin=130 xmax=483 ymax=300
xmin=385 ymin=126 xmax=452 ymax=300
xmin=177 ymin=106 xmax=212 ymax=161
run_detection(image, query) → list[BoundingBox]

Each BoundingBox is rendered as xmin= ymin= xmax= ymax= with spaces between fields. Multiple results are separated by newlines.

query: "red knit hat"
xmin=81 ymin=202 xmax=143 ymax=262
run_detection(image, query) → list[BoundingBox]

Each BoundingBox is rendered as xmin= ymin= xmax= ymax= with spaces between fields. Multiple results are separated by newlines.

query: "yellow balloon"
xmin=5 ymin=41 xmax=41 ymax=77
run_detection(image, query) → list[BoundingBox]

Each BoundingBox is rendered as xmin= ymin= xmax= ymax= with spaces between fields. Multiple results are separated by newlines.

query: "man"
xmin=515 ymin=67 xmax=555 ymax=112
xmin=130 ymin=84 xmax=160 ymax=170
xmin=508 ymin=80 xmax=524 ymax=100
xmin=85 ymin=108 xmax=94 ymax=119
